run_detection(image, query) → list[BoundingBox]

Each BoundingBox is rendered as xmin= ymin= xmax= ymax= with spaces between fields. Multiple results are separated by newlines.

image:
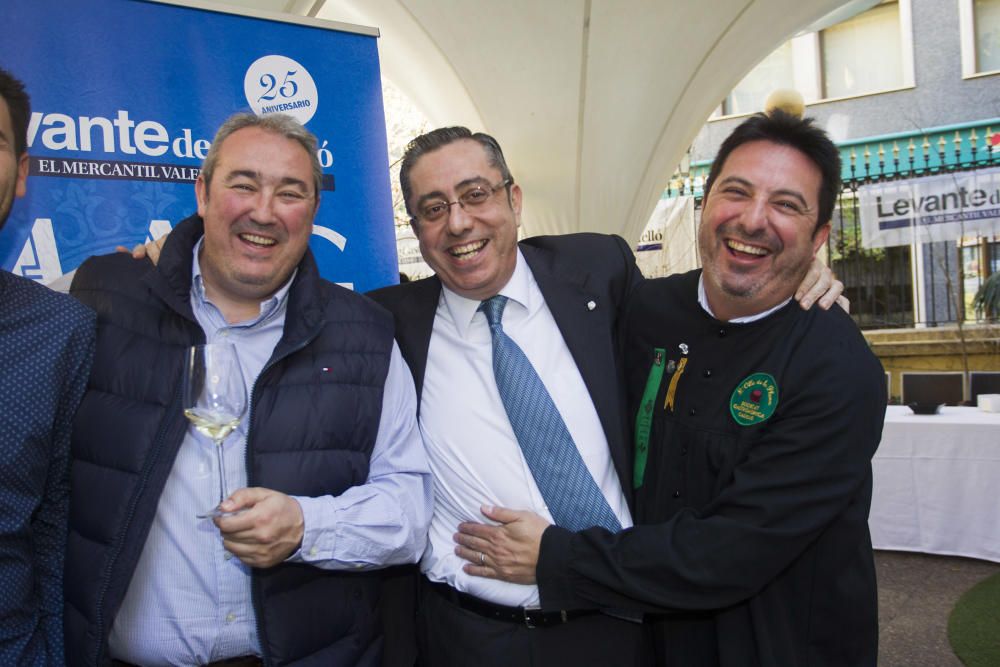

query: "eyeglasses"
xmin=414 ymin=178 xmax=511 ymax=223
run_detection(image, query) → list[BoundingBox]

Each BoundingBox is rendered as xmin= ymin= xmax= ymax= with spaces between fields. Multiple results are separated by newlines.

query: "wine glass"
xmin=182 ymin=343 xmax=247 ymax=518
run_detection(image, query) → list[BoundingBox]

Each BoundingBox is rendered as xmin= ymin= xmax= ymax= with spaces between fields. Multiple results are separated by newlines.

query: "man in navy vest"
xmin=65 ymin=112 xmax=432 ymax=667
xmin=0 ymin=66 xmax=95 ymax=667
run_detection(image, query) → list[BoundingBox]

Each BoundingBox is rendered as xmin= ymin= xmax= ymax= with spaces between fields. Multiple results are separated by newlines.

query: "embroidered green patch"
xmin=729 ymin=372 xmax=779 ymax=426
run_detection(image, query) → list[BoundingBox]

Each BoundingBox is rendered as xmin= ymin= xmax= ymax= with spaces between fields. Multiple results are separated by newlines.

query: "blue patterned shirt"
xmin=0 ymin=270 xmax=95 ymax=666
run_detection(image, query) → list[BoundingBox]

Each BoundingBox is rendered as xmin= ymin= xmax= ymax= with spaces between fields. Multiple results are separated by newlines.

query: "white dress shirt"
xmin=107 ymin=240 xmax=432 ymax=666
xmin=420 ymin=249 xmax=632 ymax=607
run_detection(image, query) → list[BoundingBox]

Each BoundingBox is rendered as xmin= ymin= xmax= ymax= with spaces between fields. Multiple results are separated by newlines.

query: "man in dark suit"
xmin=368 ymin=126 xmax=844 ymax=667
xmin=369 ymin=127 xmax=647 ymax=667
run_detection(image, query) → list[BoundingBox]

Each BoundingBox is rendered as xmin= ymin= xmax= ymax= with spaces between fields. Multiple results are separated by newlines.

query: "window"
xmin=722 ymin=43 xmax=794 ymax=116
xmin=961 ymin=237 xmax=1000 ymax=320
xmin=961 ymin=0 xmax=1000 ymax=75
xmin=820 ymin=2 xmax=905 ymax=98
xmin=976 ymin=0 xmax=1000 ymax=71
xmin=709 ymin=0 xmax=913 ymax=119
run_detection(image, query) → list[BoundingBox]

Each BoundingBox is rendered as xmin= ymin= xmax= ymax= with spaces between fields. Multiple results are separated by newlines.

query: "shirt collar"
xmin=697 ymin=273 xmax=791 ymax=324
xmin=190 ymin=236 xmax=296 ymax=327
xmin=441 ymin=247 xmax=533 ymax=338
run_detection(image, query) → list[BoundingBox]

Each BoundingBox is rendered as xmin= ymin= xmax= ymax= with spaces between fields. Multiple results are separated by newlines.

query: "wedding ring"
xmin=479 ymin=552 xmax=486 ymax=565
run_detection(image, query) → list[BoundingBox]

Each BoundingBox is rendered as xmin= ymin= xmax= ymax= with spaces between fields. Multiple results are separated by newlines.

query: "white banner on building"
xmin=395 ymin=227 xmax=434 ymax=281
xmin=636 ymin=196 xmax=698 ymax=278
xmin=859 ymin=167 xmax=1000 ymax=248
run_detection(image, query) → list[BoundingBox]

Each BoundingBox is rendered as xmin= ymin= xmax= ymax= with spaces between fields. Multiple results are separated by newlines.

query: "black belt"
xmin=426 ymin=579 xmax=598 ymax=629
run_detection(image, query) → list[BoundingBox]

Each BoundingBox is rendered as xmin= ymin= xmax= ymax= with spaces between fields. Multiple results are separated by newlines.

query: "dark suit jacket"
xmin=370 ymin=232 xmax=641 ymax=492
xmin=367 ymin=232 xmax=643 ymax=666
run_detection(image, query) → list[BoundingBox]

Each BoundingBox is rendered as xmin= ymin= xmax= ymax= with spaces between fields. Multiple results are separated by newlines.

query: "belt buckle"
xmin=522 ymin=608 xmax=569 ymax=628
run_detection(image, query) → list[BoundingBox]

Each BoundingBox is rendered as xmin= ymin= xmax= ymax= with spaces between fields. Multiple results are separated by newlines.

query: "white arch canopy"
xmin=224 ymin=0 xmax=876 ymax=243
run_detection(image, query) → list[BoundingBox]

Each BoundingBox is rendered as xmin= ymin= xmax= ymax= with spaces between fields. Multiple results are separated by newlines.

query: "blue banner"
xmin=0 ymin=0 xmax=396 ymax=292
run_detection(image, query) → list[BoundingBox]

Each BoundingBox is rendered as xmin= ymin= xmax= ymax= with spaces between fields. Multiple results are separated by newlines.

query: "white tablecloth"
xmin=870 ymin=406 xmax=1000 ymax=562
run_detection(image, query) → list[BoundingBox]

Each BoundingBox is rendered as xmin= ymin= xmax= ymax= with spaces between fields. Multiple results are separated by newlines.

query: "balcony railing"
xmin=662 ymin=118 xmax=1000 ymax=200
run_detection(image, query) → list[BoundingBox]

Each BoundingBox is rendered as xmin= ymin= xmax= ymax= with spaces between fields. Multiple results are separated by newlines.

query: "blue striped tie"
xmin=480 ymin=295 xmax=621 ymax=532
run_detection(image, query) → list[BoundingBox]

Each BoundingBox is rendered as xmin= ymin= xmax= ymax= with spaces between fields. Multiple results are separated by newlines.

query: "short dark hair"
xmin=398 ymin=126 xmax=514 ymax=221
xmin=0 ymin=67 xmax=31 ymax=158
xmin=704 ymin=110 xmax=841 ymax=228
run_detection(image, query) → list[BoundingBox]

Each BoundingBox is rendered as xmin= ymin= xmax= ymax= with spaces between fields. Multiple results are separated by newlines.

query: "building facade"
xmin=647 ymin=0 xmax=1000 ymax=401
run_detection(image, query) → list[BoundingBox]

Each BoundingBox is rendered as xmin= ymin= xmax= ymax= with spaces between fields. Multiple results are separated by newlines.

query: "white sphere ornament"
xmin=764 ymin=89 xmax=805 ymax=118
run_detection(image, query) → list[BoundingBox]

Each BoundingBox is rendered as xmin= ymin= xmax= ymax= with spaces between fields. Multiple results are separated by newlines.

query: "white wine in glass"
xmin=184 ymin=409 xmax=242 ymax=441
xmin=182 ymin=343 xmax=247 ymax=518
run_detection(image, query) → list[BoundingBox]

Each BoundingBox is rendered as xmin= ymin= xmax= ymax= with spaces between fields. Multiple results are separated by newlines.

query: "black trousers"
xmin=416 ymin=579 xmax=652 ymax=667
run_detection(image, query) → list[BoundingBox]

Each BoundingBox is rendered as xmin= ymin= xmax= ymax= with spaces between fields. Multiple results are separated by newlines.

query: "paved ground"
xmin=876 ymin=550 xmax=1000 ymax=666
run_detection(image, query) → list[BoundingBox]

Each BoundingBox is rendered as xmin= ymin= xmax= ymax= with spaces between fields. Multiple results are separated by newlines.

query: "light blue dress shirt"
xmin=108 ymin=240 xmax=432 ymax=666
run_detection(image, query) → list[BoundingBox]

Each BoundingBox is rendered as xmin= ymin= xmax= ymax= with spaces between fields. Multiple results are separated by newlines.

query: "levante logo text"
xmin=876 ymin=187 xmax=1000 ymax=217
xmin=26 ymin=109 xmax=212 ymax=159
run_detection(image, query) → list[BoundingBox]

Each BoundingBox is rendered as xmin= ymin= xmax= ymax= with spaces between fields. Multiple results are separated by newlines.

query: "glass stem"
xmin=215 ymin=438 xmax=228 ymax=507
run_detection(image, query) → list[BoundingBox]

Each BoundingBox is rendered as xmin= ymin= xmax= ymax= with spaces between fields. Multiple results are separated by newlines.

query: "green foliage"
xmin=973 ymin=273 xmax=1000 ymax=319
xmin=830 ymin=202 xmax=886 ymax=262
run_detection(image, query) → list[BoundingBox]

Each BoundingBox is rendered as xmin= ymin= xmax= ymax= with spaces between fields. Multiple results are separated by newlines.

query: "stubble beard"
xmin=701 ymin=230 xmax=813 ymax=307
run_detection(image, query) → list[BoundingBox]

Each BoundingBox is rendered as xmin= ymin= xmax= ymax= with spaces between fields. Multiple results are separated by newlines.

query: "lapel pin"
xmin=587 ymin=300 xmax=596 ymax=311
